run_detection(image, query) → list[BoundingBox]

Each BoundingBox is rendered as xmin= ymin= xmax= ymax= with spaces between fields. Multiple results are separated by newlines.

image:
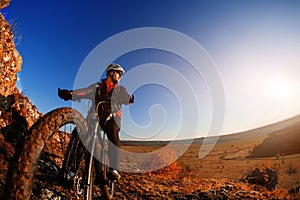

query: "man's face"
xmin=111 ymin=71 xmax=122 ymax=83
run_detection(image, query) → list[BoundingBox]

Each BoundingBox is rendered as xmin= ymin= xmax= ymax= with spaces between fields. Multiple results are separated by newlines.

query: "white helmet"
xmin=106 ymin=63 xmax=125 ymax=75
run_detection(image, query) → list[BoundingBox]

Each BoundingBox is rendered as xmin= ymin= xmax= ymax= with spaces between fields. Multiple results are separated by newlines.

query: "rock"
xmin=0 ymin=13 xmax=22 ymax=97
xmin=0 ymin=0 xmax=10 ymax=9
xmin=240 ymin=167 xmax=278 ymax=190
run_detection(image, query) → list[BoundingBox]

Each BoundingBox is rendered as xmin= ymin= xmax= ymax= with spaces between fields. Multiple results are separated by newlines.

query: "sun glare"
xmin=269 ymin=78 xmax=293 ymax=101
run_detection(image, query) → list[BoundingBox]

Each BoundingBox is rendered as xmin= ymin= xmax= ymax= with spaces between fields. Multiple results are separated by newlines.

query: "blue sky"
xmin=3 ymin=0 xmax=300 ymax=140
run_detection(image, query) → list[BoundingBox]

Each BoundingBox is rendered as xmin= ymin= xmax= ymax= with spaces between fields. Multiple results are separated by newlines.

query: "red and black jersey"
xmin=72 ymin=79 xmax=131 ymax=119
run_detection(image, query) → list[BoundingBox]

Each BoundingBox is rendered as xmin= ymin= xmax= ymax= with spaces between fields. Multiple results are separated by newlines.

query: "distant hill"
xmin=247 ymin=116 xmax=300 ymax=158
xmin=123 ymin=114 xmax=300 ymax=157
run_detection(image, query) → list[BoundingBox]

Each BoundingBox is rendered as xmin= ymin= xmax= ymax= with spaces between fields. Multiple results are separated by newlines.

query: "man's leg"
xmin=105 ymin=118 xmax=121 ymax=170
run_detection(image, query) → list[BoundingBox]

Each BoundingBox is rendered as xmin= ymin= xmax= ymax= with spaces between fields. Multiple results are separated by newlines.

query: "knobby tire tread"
xmin=9 ymin=107 xmax=87 ymax=200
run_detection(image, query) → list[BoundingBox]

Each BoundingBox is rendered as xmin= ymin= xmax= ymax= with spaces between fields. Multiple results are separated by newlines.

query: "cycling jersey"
xmin=72 ymin=79 xmax=131 ymax=119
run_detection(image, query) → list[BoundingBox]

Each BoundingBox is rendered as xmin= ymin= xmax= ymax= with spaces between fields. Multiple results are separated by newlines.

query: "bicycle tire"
xmin=9 ymin=107 xmax=88 ymax=200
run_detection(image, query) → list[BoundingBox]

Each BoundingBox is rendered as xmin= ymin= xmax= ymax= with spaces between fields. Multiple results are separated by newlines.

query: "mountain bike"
xmin=9 ymin=102 xmax=117 ymax=199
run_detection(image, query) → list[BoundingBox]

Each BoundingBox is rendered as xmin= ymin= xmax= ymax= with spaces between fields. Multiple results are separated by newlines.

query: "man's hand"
xmin=129 ymin=94 xmax=134 ymax=104
xmin=58 ymin=88 xmax=72 ymax=101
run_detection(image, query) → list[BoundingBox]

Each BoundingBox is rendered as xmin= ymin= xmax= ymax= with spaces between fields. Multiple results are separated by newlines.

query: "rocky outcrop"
xmin=0 ymin=0 xmax=10 ymax=10
xmin=0 ymin=0 xmax=42 ymax=135
xmin=0 ymin=1 xmax=22 ymax=97
xmin=0 ymin=0 xmax=42 ymax=197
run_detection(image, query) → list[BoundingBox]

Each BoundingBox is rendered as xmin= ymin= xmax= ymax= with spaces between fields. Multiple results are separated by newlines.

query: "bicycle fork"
xmin=86 ymin=122 xmax=99 ymax=200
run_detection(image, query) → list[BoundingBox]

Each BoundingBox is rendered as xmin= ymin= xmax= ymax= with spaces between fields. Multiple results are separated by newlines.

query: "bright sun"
xmin=269 ymin=78 xmax=293 ymax=100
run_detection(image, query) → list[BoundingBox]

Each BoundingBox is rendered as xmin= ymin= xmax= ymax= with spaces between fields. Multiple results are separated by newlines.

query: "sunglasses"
xmin=116 ymin=71 xmax=123 ymax=76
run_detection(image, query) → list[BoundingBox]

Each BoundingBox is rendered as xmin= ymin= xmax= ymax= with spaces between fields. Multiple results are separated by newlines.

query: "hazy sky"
xmin=3 ymin=0 xmax=300 ymax=140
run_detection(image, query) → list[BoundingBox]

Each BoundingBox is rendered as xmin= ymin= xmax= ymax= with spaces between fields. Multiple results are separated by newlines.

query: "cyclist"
xmin=58 ymin=63 xmax=134 ymax=181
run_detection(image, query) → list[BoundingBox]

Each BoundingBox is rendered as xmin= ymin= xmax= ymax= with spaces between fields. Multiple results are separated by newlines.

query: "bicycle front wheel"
xmin=9 ymin=107 xmax=88 ymax=200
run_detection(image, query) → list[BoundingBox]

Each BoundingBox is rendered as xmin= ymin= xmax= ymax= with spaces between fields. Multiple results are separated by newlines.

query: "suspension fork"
xmin=86 ymin=122 xmax=99 ymax=200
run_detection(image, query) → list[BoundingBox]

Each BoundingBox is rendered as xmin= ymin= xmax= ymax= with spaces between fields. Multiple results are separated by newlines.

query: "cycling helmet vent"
xmin=106 ymin=63 xmax=125 ymax=75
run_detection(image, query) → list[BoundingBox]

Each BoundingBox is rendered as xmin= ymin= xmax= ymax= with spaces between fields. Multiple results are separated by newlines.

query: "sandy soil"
xmin=112 ymin=131 xmax=300 ymax=199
